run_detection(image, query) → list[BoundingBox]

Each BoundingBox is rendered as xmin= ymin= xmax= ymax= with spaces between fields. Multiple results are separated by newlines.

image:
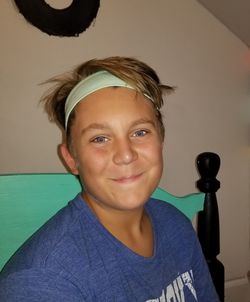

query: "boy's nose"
xmin=113 ymin=139 xmax=138 ymax=165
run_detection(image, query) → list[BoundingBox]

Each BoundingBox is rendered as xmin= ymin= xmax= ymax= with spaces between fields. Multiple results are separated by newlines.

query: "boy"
xmin=0 ymin=56 xmax=219 ymax=301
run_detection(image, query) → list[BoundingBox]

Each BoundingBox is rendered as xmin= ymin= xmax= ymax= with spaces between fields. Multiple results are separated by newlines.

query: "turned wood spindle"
xmin=196 ymin=152 xmax=224 ymax=301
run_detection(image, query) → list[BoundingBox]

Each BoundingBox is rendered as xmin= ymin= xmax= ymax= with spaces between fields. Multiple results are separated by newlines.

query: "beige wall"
xmin=1 ymin=0 xmax=249 ymax=295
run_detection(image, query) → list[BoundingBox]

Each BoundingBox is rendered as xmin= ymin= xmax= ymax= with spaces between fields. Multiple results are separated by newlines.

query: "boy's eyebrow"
xmin=80 ymin=118 xmax=156 ymax=135
xmin=131 ymin=118 xmax=156 ymax=127
xmin=80 ymin=123 xmax=110 ymax=135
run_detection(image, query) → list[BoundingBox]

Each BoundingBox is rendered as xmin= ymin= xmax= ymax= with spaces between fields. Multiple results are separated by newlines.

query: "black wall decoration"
xmin=14 ymin=0 xmax=100 ymax=37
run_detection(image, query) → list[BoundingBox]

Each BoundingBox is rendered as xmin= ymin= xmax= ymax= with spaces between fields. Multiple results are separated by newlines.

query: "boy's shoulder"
xmin=146 ymin=197 xmax=196 ymax=245
xmin=1 ymin=194 xmax=86 ymax=276
xmin=147 ymin=197 xmax=191 ymax=225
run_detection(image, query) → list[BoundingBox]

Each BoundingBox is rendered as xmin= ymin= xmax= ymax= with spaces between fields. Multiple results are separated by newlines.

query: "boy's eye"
xmin=91 ymin=136 xmax=108 ymax=143
xmin=133 ymin=129 xmax=148 ymax=137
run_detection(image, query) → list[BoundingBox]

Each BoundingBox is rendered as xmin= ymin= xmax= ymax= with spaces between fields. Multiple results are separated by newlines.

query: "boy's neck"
xmin=83 ymin=193 xmax=154 ymax=257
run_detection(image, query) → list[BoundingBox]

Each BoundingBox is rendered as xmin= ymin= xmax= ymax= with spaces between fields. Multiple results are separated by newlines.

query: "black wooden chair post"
xmin=196 ymin=152 xmax=225 ymax=301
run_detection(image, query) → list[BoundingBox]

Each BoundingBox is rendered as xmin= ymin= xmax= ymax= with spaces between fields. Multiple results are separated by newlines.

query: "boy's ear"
xmin=59 ymin=144 xmax=79 ymax=175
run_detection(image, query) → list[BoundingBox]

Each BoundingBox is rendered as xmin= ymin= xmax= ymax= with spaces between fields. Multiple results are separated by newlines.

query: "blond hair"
xmin=41 ymin=56 xmax=174 ymax=141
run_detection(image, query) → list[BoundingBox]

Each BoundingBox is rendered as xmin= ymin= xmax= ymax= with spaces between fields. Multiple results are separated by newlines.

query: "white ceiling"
xmin=197 ymin=0 xmax=250 ymax=47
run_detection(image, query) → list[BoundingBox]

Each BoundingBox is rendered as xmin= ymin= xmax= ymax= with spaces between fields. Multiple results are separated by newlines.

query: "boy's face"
xmin=61 ymin=87 xmax=163 ymax=213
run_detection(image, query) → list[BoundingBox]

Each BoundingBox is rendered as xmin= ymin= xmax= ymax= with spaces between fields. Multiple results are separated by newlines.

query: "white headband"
xmin=65 ymin=70 xmax=137 ymax=129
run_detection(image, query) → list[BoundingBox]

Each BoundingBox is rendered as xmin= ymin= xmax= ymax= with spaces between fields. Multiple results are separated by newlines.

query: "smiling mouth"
xmin=112 ymin=173 xmax=143 ymax=184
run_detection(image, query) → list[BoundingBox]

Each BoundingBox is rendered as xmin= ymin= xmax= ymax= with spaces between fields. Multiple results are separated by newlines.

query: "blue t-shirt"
xmin=0 ymin=194 xmax=219 ymax=301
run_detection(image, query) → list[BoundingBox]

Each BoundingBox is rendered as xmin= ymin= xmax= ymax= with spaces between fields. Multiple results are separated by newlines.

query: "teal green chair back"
xmin=0 ymin=174 xmax=204 ymax=270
